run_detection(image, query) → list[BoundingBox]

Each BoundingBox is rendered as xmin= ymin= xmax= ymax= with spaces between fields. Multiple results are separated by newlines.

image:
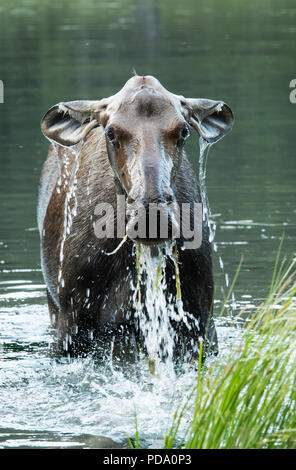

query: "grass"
xmin=165 ymin=248 xmax=296 ymax=449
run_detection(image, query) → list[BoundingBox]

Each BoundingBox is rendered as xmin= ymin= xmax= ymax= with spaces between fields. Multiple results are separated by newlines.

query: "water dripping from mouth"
xmin=132 ymin=243 xmax=200 ymax=376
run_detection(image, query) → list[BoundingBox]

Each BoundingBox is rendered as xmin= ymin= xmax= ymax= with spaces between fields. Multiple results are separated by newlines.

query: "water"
xmin=0 ymin=0 xmax=296 ymax=448
xmin=133 ymin=243 xmax=201 ymax=373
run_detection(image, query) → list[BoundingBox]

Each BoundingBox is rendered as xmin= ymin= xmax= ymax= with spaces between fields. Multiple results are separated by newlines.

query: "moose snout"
xmin=126 ymin=189 xmax=178 ymax=245
xmin=124 ymin=146 xmax=177 ymax=245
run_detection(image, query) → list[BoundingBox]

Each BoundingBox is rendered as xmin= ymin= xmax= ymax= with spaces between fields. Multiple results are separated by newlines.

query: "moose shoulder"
xmin=38 ymin=75 xmax=234 ymax=357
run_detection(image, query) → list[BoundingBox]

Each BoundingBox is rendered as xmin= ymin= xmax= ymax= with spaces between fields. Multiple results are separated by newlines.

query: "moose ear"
xmin=185 ymin=98 xmax=234 ymax=144
xmin=41 ymin=100 xmax=106 ymax=147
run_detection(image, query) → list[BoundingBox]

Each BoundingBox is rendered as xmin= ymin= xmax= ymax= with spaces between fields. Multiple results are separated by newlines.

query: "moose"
xmin=38 ymin=74 xmax=234 ymax=358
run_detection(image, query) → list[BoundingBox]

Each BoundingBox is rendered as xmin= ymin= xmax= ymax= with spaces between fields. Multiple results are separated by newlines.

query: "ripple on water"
xmin=0 ymin=288 xmax=245 ymax=448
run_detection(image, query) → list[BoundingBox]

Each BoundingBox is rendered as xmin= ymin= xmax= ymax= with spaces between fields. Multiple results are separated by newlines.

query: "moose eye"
xmin=180 ymin=126 xmax=190 ymax=140
xmin=106 ymin=128 xmax=116 ymax=142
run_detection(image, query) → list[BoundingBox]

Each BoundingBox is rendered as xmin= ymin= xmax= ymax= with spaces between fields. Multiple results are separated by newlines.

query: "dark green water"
xmin=0 ymin=0 xmax=295 ymax=448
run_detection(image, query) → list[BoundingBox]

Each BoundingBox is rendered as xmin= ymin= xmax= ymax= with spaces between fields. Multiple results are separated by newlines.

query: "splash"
xmin=132 ymin=243 xmax=200 ymax=375
xmin=198 ymin=137 xmax=216 ymax=242
xmin=198 ymin=137 xmax=237 ymax=315
xmin=54 ymin=143 xmax=82 ymax=293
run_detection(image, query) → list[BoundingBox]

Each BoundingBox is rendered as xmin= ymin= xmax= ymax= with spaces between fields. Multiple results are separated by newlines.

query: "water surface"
xmin=0 ymin=0 xmax=295 ymax=448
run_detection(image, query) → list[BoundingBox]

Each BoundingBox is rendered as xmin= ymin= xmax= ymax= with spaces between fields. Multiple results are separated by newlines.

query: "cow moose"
xmin=38 ymin=74 xmax=234 ymax=359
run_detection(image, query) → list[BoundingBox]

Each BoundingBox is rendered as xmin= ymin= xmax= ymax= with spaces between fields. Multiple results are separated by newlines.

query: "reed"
xmin=165 ymin=250 xmax=296 ymax=449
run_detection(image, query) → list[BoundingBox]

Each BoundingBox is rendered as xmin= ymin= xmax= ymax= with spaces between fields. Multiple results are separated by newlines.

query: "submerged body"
xmin=38 ymin=75 xmax=233 ymax=357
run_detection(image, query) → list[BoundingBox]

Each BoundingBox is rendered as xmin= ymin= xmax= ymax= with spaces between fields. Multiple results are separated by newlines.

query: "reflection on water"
xmin=0 ymin=0 xmax=295 ymax=448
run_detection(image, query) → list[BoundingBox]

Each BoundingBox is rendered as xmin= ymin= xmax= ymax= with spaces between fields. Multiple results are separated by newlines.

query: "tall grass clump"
xmin=166 ymin=253 xmax=296 ymax=449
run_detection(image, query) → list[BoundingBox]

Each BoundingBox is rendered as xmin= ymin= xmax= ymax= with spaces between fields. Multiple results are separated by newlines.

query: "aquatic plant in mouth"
xmin=164 ymin=251 xmax=296 ymax=449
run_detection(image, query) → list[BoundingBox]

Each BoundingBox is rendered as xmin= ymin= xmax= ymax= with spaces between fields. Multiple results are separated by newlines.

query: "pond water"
xmin=0 ymin=0 xmax=295 ymax=448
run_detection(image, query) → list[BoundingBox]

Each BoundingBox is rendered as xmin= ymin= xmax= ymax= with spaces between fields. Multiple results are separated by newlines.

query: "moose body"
xmin=38 ymin=75 xmax=233 ymax=357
